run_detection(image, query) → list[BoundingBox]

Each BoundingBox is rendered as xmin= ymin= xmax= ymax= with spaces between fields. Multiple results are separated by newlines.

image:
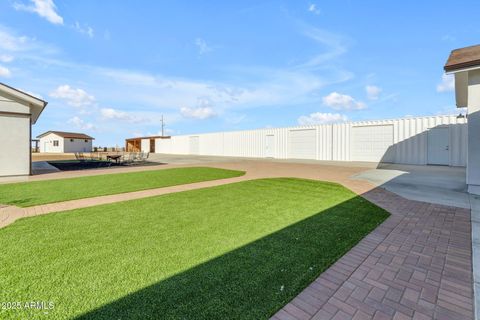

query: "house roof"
xmin=0 ymin=82 xmax=48 ymax=124
xmin=444 ymin=44 xmax=480 ymax=72
xmin=37 ymin=131 xmax=95 ymax=140
xmin=125 ymin=135 xmax=171 ymax=141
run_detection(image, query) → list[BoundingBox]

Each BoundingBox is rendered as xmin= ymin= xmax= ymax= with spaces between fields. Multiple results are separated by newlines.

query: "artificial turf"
xmin=0 ymin=167 xmax=244 ymax=207
xmin=0 ymin=178 xmax=389 ymax=320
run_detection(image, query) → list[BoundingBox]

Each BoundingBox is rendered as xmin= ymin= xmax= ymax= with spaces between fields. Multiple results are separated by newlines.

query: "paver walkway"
xmin=0 ymin=161 xmax=374 ymax=228
xmin=272 ymin=188 xmax=473 ymax=320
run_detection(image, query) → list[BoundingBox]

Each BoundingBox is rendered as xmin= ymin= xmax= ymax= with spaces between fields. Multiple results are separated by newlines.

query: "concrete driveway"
xmin=150 ymin=154 xmax=470 ymax=209
xmin=351 ymin=163 xmax=469 ymax=209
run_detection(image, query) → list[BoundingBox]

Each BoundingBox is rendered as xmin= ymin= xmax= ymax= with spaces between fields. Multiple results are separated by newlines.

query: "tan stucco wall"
xmin=467 ymin=69 xmax=480 ymax=194
xmin=0 ymin=92 xmax=31 ymax=177
xmin=0 ymin=97 xmax=30 ymax=114
xmin=0 ymin=114 xmax=30 ymax=176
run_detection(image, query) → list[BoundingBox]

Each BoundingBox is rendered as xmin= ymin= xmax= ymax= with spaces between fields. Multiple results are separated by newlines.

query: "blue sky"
xmin=0 ymin=1 xmax=477 ymax=146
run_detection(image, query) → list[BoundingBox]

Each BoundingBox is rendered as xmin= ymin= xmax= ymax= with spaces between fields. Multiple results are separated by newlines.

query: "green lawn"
xmin=0 ymin=178 xmax=389 ymax=320
xmin=0 ymin=167 xmax=244 ymax=207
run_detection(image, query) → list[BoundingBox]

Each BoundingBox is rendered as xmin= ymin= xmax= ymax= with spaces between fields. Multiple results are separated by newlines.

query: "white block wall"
xmin=141 ymin=139 xmax=150 ymax=153
xmin=156 ymin=115 xmax=468 ymax=166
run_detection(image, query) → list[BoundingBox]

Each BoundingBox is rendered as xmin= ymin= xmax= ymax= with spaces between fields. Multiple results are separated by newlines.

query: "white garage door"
xmin=189 ymin=136 xmax=199 ymax=154
xmin=351 ymin=125 xmax=394 ymax=162
xmin=288 ymin=129 xmax=316 ymax=159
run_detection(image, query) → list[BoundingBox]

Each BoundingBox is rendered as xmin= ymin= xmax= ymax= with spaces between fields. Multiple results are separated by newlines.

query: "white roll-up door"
xmin=189 ymin=136 xmax=199 ymax=154
xmin=351 ymin=125 xmax=394 ymax=162
xmin=288 ymin=129 xmax=316 ymax=159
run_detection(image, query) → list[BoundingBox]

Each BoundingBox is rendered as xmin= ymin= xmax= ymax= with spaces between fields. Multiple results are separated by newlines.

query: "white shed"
xmin=0 ymin=83 xmax=47 ymax=179
xmin=37 ymin=131 xmax=94 ymax=153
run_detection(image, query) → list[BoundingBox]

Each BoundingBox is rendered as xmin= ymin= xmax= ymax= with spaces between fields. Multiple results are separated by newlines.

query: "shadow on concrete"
xmin=350 ymin=123 xmax=469 ymax=208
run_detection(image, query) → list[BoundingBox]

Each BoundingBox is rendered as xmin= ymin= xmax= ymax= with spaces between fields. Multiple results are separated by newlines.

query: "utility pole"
xmin=161 ymin=115 xmax=165 ymax=136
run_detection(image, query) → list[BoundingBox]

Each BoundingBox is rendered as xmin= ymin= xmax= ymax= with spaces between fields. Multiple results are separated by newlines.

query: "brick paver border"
xmin=272 ymin=188 xmax=474 ymax=320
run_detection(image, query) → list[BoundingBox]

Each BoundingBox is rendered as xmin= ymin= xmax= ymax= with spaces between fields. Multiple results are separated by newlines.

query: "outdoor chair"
xmin=119 ymin=153 xmax=135 ymax=165
xmin=75 ymin=152 xmax=86 ymax=161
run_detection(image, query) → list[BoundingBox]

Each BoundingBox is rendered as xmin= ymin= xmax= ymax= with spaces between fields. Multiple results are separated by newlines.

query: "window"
xmin=70 ymin=139 xmax=74 ymax=142
xmin=84 ymin=139 xmax=88 ymax=143
xmin=53 ymin=140 xmax=59 ymax=147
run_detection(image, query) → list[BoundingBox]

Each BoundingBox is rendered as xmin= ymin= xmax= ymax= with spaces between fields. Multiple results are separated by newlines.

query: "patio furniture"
xmin=132 ymin=152 xmax=150 ymax=163
xmin=118 ymin=153 xmax=135 ymax=165
xmin=107 ymin=154 xmax=122 ymax=164
xmin=75 ymin=152 xmax=86 ymax=161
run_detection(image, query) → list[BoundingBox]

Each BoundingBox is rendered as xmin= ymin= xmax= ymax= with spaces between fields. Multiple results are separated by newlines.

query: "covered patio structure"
xmin=125 ymin=136 xmax=170 ymax=153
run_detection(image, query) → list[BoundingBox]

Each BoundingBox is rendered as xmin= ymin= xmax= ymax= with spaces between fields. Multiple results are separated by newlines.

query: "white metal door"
xmin=288 ymin=129 xmax=316 ymax=159
xmin=189 ymin=136 xmax=199 ymax=155
xmin=265 ymin=135 xmax=275 ymax=158
xmin=427 ymin=127 xmax=449 ymax=165
xmin=351 ymin=125 xmax=394 ymax=162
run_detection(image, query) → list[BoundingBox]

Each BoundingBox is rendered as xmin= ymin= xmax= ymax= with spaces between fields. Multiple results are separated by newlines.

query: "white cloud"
xmin=298 ymin=112 xmax=347 ymax=125
xmin=1 ymin=22 xmax=354 ymax=133
xmin=297 ymin=26 xmax=349 ymax=69
xmin=180 ymin=106 xmax=216 ymax=120
xmin=365 ymin=85 xmax=382 ymax=100
xmin=67 ymin=116 xmax=95 ymax=130
xmin=0 ymin=65 xmax=11 ymax=77
xmin=441 ymin=34 xmax=455 ymax=42
xmin=308 ymin=4 xmax=321 ymax=14
xmin=73 ymin=22 xmax=94 ymax=38
xmin=322 ymin=92 xmax=366 ymax=110
xmin=0 ymin=26 xmax=57 ymax=55
xmin=0 ymin=28 xmax=29 ymax=51
xmin=13 ymin=0 xmax=63 ymax=25
xmin=195 ymin=38 xmax=212 ymax=55
xmin=100 ymin=108 xmax=142 ymax=123
xmin=49 ymin=85 xmax=95 ymax=107
xmin=437 ymin=74 xmax=455 ymax=92
xmin=0 ymin=55 xmax=14 ymax=63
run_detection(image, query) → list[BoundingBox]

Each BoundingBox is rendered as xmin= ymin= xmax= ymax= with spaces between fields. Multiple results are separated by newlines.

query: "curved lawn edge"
xmin=0 ymin=167 xmax=245 ymax=207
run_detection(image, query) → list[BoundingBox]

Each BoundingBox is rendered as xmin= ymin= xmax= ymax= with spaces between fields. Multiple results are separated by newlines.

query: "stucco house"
xmin=37 ymin=131 xmax=94 ymax=153
xmin=0 ymin=83 xmax=47 ymax=179
xmin=445 ymin=44 xmax=480 ymax=195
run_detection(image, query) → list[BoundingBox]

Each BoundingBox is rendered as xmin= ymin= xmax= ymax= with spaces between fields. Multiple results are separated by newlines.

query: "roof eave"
xmin=445 ymin=64 xmax=480 ymax=74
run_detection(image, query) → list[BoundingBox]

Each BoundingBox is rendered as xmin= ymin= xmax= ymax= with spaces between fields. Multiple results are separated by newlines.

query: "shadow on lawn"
xmin=74 ymin=195 xmax=388 ymax=320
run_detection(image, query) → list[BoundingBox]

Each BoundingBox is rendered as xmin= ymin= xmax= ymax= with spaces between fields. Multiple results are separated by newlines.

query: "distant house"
xmin=0 ymin=82 xmax=47 ymax=179
xmin=37 ymin=131 xmax=94 ymax=153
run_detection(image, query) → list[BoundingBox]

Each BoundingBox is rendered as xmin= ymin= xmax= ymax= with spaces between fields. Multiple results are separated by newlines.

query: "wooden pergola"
xmin=125 ymin=136 xmax=170 ymax=152
xmin=125 ymin=138 xmax=141 ymax=152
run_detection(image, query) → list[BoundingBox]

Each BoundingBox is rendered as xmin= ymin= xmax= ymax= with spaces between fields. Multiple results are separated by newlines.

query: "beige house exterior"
xmin=445 ymin=44 xmax=480 ymax=195
xmin=0 ymin=83 xmax=47 ymax=179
